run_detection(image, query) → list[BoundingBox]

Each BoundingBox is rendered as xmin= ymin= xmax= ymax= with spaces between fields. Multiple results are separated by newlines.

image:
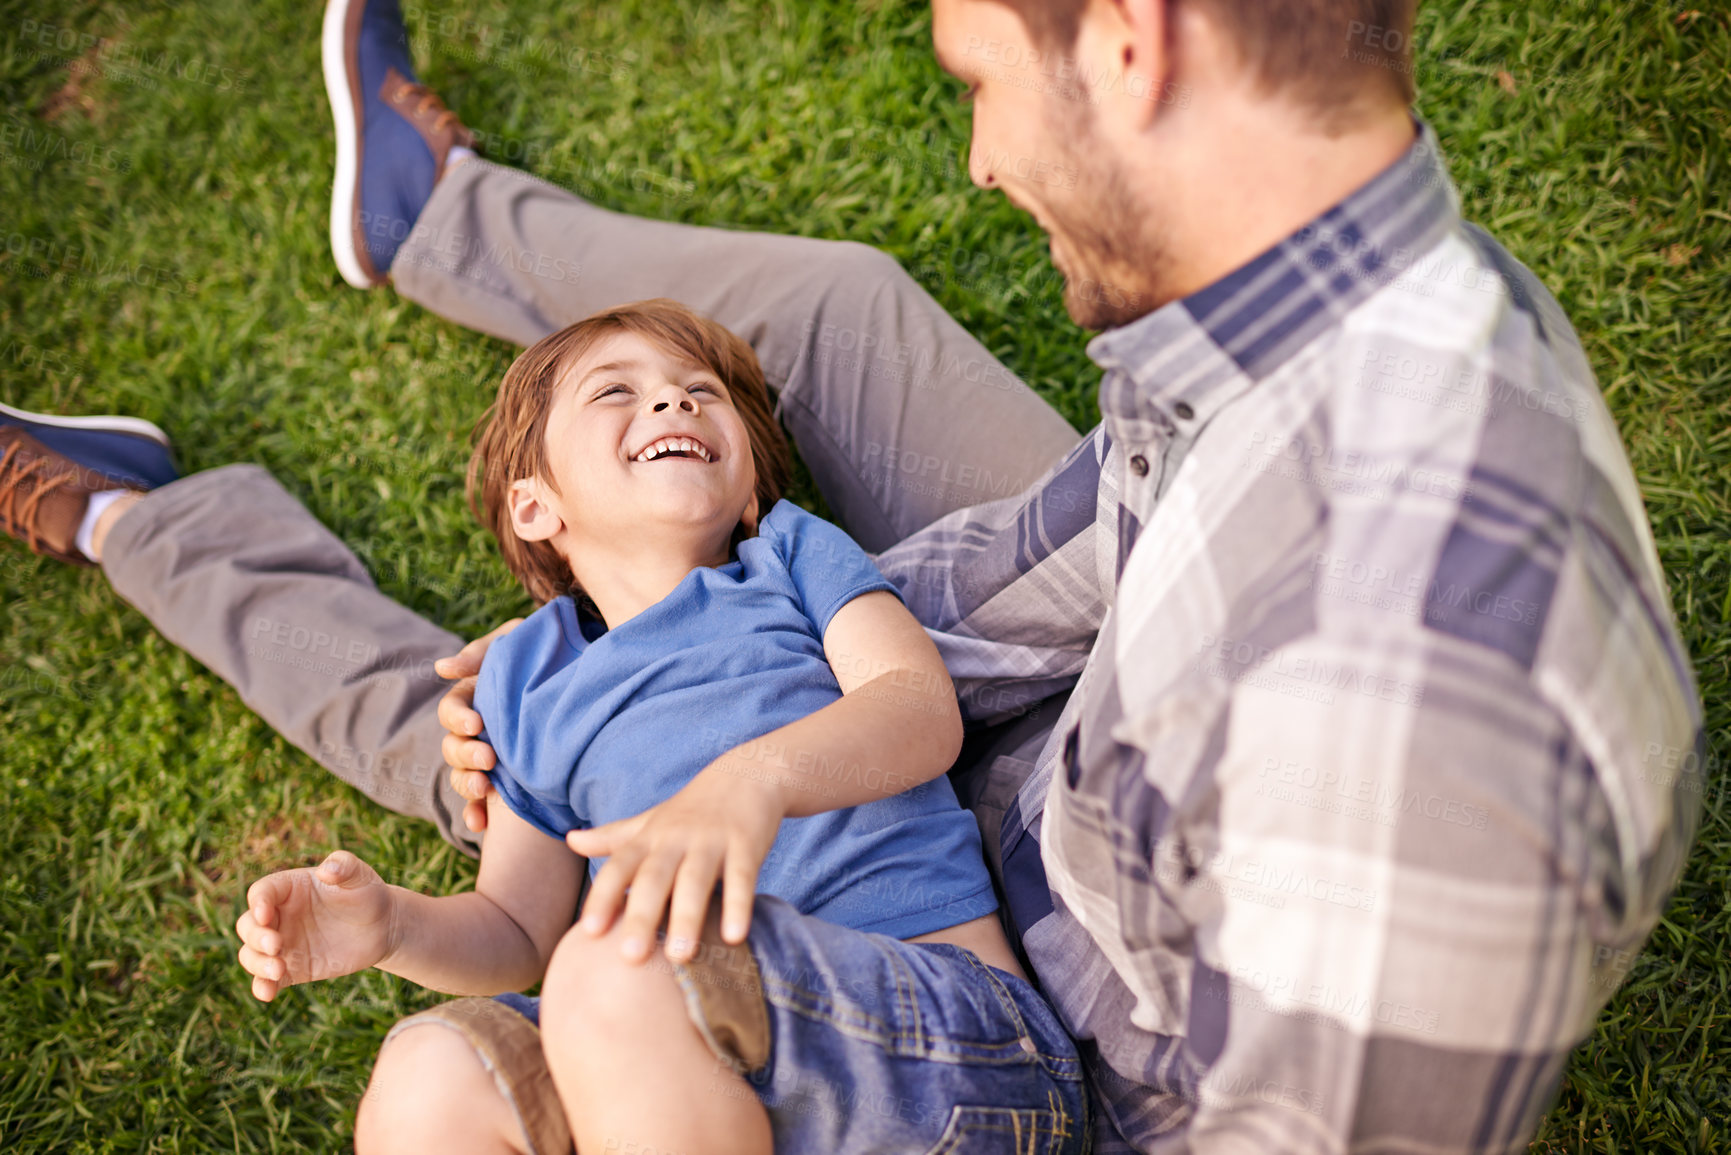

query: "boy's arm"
xmin=237 ymin=793 xmax=584 ymax=1000
xmin=380 ymin=790 xmax=585 ymax=993
xmin=753 ymin=589 xmax=963 ymax=815
xmin=568 ymin=590 xmax=962 ymax=963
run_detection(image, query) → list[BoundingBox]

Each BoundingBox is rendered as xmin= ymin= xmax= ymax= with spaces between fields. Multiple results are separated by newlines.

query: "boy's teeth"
xmin=636 ymin=436 xmax=711 ymax=462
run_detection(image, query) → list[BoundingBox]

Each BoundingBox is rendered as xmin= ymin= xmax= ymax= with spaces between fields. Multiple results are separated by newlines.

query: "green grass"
xmin=1 ymin=0 xmax=1727 ymax=1150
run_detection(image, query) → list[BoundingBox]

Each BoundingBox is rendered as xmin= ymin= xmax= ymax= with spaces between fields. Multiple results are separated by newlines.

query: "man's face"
xmin=526 ymin=331 xmax=759 ymax=562
xmin=931 ymin=0 xmax=1161 ymax=329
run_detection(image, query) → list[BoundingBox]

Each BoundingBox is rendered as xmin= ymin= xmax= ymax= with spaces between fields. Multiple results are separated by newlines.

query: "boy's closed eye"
xmin=590 ymin=380 xmax=726 ymax=401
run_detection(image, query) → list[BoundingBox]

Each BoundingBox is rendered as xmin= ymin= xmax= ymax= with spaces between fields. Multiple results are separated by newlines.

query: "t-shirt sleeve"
xmin=482 ymin=750 xmax=580 ymax=841
xmin=473 ymin=607 xmax=585 ymax=840
xmin=766 ymin=500 xmax=901 ymax=635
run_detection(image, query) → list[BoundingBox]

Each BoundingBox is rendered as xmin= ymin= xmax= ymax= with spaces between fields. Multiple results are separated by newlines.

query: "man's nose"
xmin=967 ymin=131 xmax=996 ymax=190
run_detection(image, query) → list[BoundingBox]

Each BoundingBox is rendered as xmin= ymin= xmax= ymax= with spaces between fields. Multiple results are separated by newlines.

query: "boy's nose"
xmin=648 ymin=383 xmax=698 ymax=414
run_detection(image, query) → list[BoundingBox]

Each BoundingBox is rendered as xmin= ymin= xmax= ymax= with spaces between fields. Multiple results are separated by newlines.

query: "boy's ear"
xmin=506 ymin=478 xmax=564 ymax=542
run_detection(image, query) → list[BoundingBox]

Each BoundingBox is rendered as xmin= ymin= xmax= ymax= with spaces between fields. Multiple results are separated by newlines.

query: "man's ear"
xmin=506 ymin=477 xmax=564 ymax=542
xmin=1088 ymin=0 xmax=1170 ymax=133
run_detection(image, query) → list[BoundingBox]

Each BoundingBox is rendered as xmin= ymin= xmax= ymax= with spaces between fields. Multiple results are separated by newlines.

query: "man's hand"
xmin=234 ymin=851 xmax=395 ymax=1002
xmin=435 ymin=618 xmax=523 ymax=834
xmin=567 ymin=759 xmax=785 ymax=965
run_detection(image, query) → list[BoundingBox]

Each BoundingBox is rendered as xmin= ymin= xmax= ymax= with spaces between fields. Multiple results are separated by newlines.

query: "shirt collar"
xmin=1088 ymin=119 xmax=1461 ymax=430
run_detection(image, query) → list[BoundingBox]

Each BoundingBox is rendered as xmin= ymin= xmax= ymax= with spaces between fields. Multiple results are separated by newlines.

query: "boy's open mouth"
xmin=633 ymin=435 xmax=715 ymax=463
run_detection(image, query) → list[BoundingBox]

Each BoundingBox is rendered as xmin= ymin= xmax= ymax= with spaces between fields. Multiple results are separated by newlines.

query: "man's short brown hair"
xmin=468 ymin=299 xmax=792 ymax=606
xmin=990 ymin=0 xmax=1418 ymax=109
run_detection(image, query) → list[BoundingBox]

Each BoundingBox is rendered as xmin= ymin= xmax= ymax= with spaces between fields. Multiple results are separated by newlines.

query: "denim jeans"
xmin=487 ymin=896 xmax=1088 ymax=1154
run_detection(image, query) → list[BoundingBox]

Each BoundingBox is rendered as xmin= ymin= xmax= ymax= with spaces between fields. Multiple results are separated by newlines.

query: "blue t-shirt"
xmin=474 ymin=500 xmax=997 ymax=939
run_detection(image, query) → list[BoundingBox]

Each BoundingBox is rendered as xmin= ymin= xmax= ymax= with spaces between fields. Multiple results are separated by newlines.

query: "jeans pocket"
xmin=921 ymin=1105 xmax=1068 ymax=1155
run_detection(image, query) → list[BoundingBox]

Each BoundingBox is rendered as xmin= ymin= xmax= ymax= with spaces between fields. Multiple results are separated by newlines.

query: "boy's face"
xmin=510 ymin=331 xmax=760 ymax=564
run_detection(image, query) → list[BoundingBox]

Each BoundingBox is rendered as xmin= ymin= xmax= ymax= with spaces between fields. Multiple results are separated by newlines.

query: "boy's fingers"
xmin=566 ymin=814 xmax=646 ymax=858
xmin=579 ymin=847 xmax=643 ymax=937
xmin=462 ymin=797 xmax=489 ymax=834
xmin=238 ymin=944 xmax=285 ymax=982
xmin=235 ymin=913 xmax=281 ymax=957
xmin=251 ymin=974 xmax=279 ymax=1003
xmin=617 ymin=850 xmax=682 ymax=963
xmin=245 ymin=873 xmax=294 ymax=928
xmin=720 ymin=850 xmax=761 ymax=943
xmin=318 ymin=850 xmax=378 ymax=890
xmin=663 ymin=849 xmax=725 ymax=962
xmin=565 ymin=826 xmax=618 ymax=857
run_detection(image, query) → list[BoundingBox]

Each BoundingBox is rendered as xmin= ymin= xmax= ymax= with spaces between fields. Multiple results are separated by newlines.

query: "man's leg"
xmin=328 ymin=0 xmax=1078 ymax=546
xmin=392 ymin=160 xmax=1081 ymax=551
xmin=101 ymin=464 xmax=479 ymax=853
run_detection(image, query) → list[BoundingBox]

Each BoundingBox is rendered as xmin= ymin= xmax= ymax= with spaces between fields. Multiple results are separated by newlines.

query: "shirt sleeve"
xmin=482 ymin=753 xmax=580 ymax=841
xmin=766 ymin=501 xmax=900 ymax=635
xmin=868 ymin=429 xmax=1110 ymax=725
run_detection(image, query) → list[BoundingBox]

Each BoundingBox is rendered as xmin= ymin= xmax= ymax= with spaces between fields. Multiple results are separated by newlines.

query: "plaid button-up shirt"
xmin=876 ymin=123 xmax=1702 ymax=1153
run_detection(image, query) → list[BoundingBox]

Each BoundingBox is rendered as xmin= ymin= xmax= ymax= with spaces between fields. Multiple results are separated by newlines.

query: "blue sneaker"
xmin=0 ymin=404 xmax=177 ymax=566
xmin=323 ymin=0 xmax=476 ymax=288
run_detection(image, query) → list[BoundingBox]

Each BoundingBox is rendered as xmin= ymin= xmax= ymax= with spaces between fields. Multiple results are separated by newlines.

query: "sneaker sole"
xmin=0 ymin=403 xmax=171 ymax=448
xmin=322 ymin=0 xmax=379 ymax=290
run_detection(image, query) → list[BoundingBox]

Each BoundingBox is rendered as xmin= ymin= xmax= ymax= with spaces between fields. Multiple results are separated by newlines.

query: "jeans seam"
xmin=887 ymin=938 xmax=923 ymax=1052
xmin=965 ymin=953 xmax=1086 ymax=1076
xmin=761 ymin=973 xmax=896 ymax=1041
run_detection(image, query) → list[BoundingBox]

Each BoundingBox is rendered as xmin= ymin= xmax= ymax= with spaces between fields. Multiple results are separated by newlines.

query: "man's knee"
xmin=822 ymin=240 xmax=906 ymax=287
xmin=785 ymin=239 xmax=911 ymax=315
xmin=355 ymin=1021 xmax=499 ymax=1153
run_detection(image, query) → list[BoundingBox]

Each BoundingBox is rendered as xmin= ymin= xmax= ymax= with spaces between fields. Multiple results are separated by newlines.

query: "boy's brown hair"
xmin=468 ymin=299 xmax=792 ymax=606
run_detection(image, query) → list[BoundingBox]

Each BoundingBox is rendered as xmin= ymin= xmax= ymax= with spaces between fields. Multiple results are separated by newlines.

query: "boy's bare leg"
xmin=355 ymin=1023 xmax=530 ymax=1155
xmin=539 ymin=922 xmax=773 ymax=1155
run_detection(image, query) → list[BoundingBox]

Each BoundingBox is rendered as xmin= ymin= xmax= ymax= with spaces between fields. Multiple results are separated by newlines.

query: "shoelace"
xmin=0 ymin=440 xmax=76 ymax=554
xmin=393 ymin=82 xmax=459 ymax=135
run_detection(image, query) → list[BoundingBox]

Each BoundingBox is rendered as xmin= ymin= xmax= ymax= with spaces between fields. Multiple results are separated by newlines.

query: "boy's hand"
xmin=567 ymin=760 xmax=784 ymax=965
xmin=435 ymin=618 xmax=523 ymax=834
xmin=234 ymin=850 xmax=395 ymax=1002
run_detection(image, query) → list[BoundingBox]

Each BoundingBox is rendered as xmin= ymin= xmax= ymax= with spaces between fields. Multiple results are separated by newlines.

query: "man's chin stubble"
xmin=1060 ymin=265 xmax=1161 ymax=331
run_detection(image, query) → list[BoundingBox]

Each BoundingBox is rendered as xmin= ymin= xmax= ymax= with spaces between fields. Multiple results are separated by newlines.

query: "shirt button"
xmin=1174 ymin=401 xmax=1195 ymax=420
xmin=1130 ymin=454 xmax=1150 ymax=477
